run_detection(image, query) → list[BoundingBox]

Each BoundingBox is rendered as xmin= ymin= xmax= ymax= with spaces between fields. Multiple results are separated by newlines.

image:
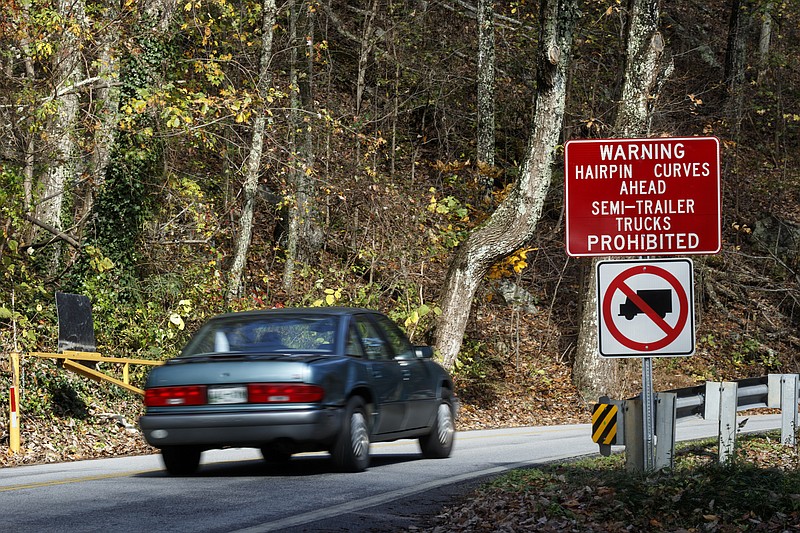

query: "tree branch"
xmin=23 ymin=214 xmax=81 ymax=248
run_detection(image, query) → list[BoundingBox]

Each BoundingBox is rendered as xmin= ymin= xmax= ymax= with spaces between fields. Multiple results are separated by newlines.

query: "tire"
xmin=161 ymin=446 xmax=202 ymax=476
xmin=419 ymin=395 xmax=455 ymax=459
xmin=331 ymin=396 xmax=371 ymax=472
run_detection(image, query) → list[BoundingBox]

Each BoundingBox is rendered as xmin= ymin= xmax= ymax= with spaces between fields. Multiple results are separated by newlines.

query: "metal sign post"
xmin=642 ymin=357 xmax=655 ymax=471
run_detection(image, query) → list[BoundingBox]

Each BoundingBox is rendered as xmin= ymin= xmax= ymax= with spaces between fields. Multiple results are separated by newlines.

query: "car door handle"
xmin=402 ymin=369 xmax=411 ymax=380
xmin=372 ymin=370 xmax=383 ymax=379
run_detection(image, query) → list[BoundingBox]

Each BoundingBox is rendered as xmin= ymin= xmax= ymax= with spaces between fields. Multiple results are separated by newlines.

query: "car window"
xmin=182 ymin=315 xmax=338 ymax=355
xmin=353 ymin=315 xmax=391 ymax=361
xmin=345 ymin=325 xmax=366 ymax=358
xmin=372 ymin=314 xmax=415 ymax=359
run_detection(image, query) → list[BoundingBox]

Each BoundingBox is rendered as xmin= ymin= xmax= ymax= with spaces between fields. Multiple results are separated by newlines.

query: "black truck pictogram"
xmin=619 ymin=289 xmax=672 ymax=320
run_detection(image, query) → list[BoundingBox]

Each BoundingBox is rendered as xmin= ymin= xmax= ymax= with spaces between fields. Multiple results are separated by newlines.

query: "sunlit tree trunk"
xmin=226 ymin=0 xmax=278 ymax=301
xmin=573 ymin=0 xmax=672 ymax=399
xmin=34 ymin=0 xmax=86 ymax=272
xmin=434 ymin=0 xmax=581 ymax=370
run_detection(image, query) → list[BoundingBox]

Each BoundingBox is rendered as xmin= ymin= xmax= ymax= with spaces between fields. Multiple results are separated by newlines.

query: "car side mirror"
xmin=414 ymin=345 xmax=434 ymax=359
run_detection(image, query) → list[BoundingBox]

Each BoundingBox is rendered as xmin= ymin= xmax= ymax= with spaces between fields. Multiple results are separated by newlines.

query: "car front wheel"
xmin=419 ymin=396 xmax=455 ymax=459
xmin=161 ymin=446 xmax=202 ymax=476
xmin=331 ymin=396 xmax=371 ymax=472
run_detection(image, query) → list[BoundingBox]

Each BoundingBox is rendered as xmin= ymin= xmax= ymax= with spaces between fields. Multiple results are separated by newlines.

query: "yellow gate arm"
xmin=7 ymin=351 xmax=164 ymax=455
xmin=27 ymin=351 xmax=164 ymax=395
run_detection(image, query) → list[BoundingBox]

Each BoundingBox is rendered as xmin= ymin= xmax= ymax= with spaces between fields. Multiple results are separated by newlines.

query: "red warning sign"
xmin=565 ymin=137 xmax=720 ymax=257
xmin=597 ymin=259 xmax=695 ymax=357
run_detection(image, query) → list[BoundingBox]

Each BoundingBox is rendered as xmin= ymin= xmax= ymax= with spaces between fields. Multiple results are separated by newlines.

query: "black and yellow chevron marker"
xmin=592 ymin=402 xmax=618 ymax=445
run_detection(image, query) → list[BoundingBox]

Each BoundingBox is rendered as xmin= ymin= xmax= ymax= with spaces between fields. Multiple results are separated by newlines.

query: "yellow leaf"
xmin=169 ymin=313 xmax=185 ymax=330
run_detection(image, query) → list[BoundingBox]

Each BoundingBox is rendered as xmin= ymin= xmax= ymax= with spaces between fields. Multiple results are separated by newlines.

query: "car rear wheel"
xmin=331 ymin=396 xmax=371 ymax=472
xmin=419 ymin=395 xmax=455 ymax=459
xmin=161 ymin=446 xmax=202 ymax=476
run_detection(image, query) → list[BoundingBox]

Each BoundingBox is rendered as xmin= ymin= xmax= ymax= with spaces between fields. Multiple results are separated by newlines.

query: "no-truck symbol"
xmin=597 ymin=259 xmax=695 ymax=357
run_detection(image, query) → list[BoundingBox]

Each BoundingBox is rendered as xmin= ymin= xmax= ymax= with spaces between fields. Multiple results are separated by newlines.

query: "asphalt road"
xmin=0 ymin=415 xmax=782 ymax=533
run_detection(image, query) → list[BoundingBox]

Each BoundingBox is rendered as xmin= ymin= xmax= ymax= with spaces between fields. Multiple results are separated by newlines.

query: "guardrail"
xmin=596 ymin=374 xmax=800 ymax=471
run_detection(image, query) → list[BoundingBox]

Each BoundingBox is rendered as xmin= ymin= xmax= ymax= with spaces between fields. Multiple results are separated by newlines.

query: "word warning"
xmin=564 ymin=137 xmax=720 ymax=256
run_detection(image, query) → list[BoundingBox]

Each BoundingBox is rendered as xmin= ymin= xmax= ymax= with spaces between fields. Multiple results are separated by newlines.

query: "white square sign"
xmin=596 ymin=258 xmax=695 ymax=357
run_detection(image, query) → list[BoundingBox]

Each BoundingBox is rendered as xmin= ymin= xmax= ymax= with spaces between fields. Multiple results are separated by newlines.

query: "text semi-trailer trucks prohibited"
xmin=597 ymin=259 xmax=695 ymax=357
xmin=564 ymin=137 xmax=720 ymax=257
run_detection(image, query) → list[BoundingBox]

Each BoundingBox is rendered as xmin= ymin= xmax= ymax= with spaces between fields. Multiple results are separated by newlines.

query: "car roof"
xmin=208 ymin=307 xmax=380 ymax=321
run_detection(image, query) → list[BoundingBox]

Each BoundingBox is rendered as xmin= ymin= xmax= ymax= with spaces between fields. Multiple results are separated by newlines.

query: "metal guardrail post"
xmin=780 ymin=374 xmax=799 ymax=446
xmin=768 ymin=374 xmax=782 ymax=408
xmin=704 ymin=381 xmax=720 ymax=421
xmin=655 ymin=392 xmax=676 ymax=470
xmin=718 ymin=381 xmax=738 ymax=465
xmin=624 ymin=398 xmax=644 ymax=473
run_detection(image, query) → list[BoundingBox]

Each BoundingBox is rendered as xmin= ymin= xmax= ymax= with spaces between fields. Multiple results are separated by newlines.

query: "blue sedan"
xmin=139 ymin=307 xmax=457 ymax=474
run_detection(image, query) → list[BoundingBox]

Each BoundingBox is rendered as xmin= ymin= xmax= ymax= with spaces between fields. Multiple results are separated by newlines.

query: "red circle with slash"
xmin=602 ymin=264 xmax=689 ymax=352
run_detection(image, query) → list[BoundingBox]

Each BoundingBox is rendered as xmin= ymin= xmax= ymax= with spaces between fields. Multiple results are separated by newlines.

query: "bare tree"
xmin=356 ymin=0 xmax=380 ymax=117
xmin=283 ymin=0 xmax=322 ymax=291
xmin=434 ymin=0 xmax=581 ymax=370
xmin=476 ymin=0 xmax=496 ymax=199
xmin=725 ymin=0 xmax=756 ymax=136
xmin=572 ymin=0 xmax=672 ymax=398
xmin=226 ymin=0 xmax=278 ymax=301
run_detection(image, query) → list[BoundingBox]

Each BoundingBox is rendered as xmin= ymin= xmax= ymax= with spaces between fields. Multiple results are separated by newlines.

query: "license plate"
xmin=207 ymin=385 xmax=248 ymax=404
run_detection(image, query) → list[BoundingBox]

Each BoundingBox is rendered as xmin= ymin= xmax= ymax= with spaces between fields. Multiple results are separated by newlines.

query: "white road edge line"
xmin=229 ymin=453 xmax=585 ymax=533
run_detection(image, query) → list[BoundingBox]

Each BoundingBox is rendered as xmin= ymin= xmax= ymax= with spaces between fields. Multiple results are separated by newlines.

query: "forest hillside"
xmin=0 ymin=0 xmax=798 ymax=462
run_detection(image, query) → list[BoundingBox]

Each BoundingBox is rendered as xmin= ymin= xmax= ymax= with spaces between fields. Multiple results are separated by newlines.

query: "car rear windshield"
xmin=181 ymin=315 xmax=338 ymax=356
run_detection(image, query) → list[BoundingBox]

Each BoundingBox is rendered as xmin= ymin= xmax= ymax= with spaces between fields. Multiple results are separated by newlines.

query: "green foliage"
xmin=424 ymin=187 xmax=472 ymax=250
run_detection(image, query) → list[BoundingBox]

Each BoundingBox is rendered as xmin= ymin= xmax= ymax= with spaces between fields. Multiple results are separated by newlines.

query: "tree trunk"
xmin=434 ymin=0 xmax=580 ymax=370
xmin=34 ymin=0 xmax=86 ymax=273
xmin=283 ymin=0 xmax=321 ymax=291
xmin=757 ymin=1 xmax=772 ymax=82
xmin=724 ymin=0 xmax=755 ymax=136
xmin=226 ymin=0 xmax=278 ymax=301
xmin=572 ymin=0 xmax=672 ymax=399
xmin=355 ymin=0 xmax=379 ymax=116
xmin=476 ymin=0 xmax=496 ymax=199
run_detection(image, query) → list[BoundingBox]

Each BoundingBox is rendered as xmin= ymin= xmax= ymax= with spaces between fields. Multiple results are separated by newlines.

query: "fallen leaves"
xmin=418 ymin=436 xmax=800 ymax=532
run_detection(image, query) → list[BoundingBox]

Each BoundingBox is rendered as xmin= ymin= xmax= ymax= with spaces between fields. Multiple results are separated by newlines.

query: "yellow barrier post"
xmin=9 ymin=351 xmax=20 ymax=454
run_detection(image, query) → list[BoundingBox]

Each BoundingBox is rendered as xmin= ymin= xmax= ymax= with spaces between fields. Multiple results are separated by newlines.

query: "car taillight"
xmin=248 ymin=383 xmax=324 ymax=403
xmin=145 ymin=386 xmax=207 ymax=407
